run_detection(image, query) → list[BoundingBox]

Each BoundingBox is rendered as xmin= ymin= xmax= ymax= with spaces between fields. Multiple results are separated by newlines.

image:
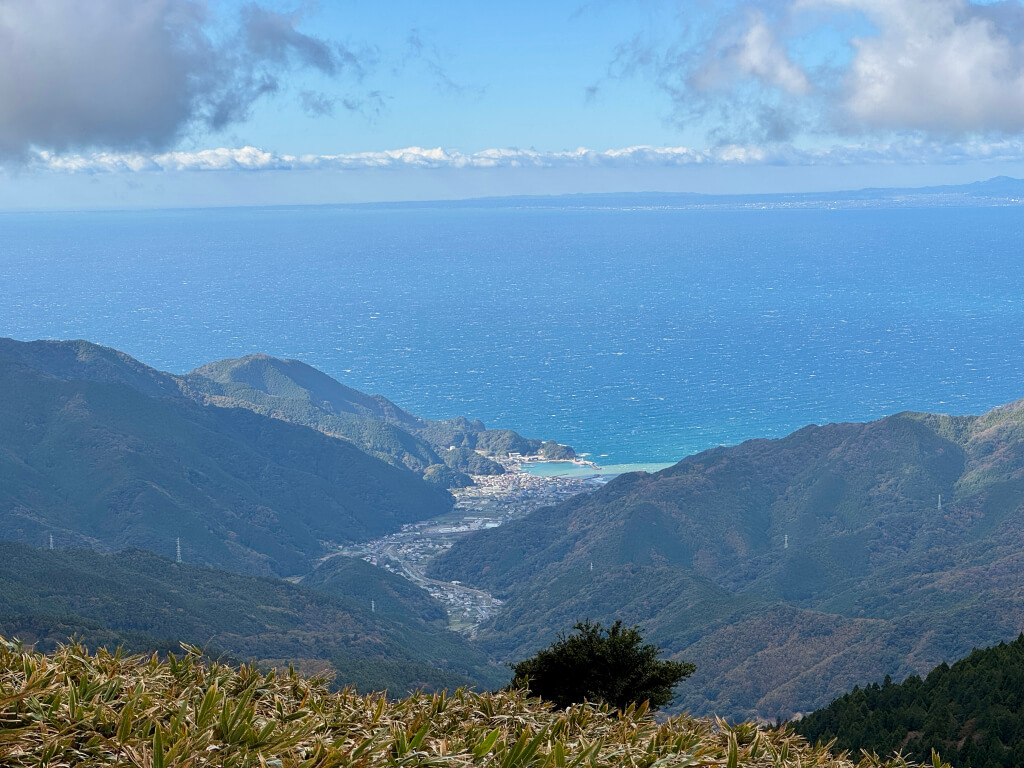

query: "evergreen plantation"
xmin=795 ymin=635 xmax=1024 ymax=768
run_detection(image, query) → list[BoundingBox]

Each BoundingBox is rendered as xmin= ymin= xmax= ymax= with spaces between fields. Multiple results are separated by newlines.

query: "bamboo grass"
xmin=0 ymin=637 xmax=942 ymax=768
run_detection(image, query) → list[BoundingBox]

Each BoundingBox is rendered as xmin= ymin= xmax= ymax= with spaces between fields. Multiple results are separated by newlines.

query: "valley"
xmin=429 ymin=401 xmax=1024 ymax=719
xmin=11 ymin=336 xmax=1024 ymax=728
xmin=332 ymin=457 xmax=602 ymax=633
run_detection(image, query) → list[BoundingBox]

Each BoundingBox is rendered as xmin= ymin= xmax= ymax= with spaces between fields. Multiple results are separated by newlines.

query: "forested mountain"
xmin=302 ymin=554 xmax=448 ymax=627
xmin=429 ymin=402 xmax=1024 ymax=719
xmin=0 ymin=542 xmax=505 ymax=693
xmin=0 ymin=339 xmax=573 ymax=512
xmin=0 ymin=340 xmax=453 ymax=576
xmin=794 ymin=635 xmax=1024 ymax=768
xmin=0 ymin=337 xmax=184 ymax=398
xmin=186 ymin=354 xmax=455 ymax=476
xmin=0 ymin=339 xmax=543 ymax=692
xmin=186 ymin=353 xmax=573 ymax=482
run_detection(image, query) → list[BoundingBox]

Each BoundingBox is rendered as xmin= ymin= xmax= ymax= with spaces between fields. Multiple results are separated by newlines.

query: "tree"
xmin=509 ymin=620 xmax=695 ymax=711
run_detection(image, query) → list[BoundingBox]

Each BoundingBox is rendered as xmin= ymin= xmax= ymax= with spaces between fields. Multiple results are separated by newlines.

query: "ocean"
xmin=2 ymin=201 xmax=1023 ymax=466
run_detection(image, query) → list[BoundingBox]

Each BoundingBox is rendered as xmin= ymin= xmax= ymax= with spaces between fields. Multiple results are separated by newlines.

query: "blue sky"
xmin=4 ymin=0 xmax=1024 ymax=207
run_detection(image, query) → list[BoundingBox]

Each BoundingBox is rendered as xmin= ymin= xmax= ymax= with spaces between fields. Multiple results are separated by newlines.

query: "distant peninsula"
xmin=185 ymin=351 xmax=576 ymax=486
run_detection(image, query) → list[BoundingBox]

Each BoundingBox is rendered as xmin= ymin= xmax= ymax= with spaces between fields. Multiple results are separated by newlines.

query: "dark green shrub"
xmin=509 ymin=619 xmax=694 ymax=710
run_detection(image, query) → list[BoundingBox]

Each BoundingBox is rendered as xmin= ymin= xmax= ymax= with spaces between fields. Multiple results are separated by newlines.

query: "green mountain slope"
xmin=794 ymin=635 xmax=1024 ymax=768
xmin=186 ymin=353 xmax=572 ymax=481
xmin=0 ymin=542 xmax=505 ymax=693
xmin=0 ymin=346 xmax=453 ymax=576
xmin=186 ymin=354 xmax=449 ymax=475
xmin=0 ymin=339 xmax=573 ymax=491
xmin=429 ymin=405 xmax=1024 ymax=719
xmin=302 ymin=554 xmax=449 ymax=627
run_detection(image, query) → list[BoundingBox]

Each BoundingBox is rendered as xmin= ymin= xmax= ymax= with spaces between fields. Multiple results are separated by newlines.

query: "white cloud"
xmin=806 ymin=0 xmax=1024 ymax=133
xmin=692 ymin=11 xmax=810 ymax=96
xmin=32 ymin=145 xmax=713 ymax=173
xmin=631 ymin=0 xmax=1024 ymax=141
xmin=25 ymin=138 xmax=1024 ymax=175
xmin=737 ymin=15 xmax=811 ymax=95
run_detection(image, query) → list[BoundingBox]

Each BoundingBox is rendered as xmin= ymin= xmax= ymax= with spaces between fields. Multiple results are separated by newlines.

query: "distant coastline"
xmin=11 ymin=204 xmax=1024 ymax=471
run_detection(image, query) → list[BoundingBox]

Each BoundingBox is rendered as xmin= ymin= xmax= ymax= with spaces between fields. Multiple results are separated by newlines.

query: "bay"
xmin=1 ymin=202 xmax=1022 ymax=465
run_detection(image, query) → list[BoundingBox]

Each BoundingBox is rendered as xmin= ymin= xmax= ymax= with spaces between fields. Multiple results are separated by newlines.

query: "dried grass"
xmin=0 ymin=637 xmax=942 ymax=767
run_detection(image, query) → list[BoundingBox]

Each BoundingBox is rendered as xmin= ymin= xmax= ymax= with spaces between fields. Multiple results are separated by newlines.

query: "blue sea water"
xmin=1 ymin=202 xmax=1023 ymax=465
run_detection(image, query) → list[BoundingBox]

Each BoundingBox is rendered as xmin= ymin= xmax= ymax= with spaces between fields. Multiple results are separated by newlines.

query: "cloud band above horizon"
xmin=25 ymin=139 xmax=1024 ymax=176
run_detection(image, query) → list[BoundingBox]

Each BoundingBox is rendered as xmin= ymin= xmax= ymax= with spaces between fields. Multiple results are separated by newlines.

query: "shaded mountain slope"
xmin=0 ymin=350 xmax=452 ymax=576
xmin=0 ymin=337 xmax=183 ymax=398
xmin=0 ymin=339 xmax=573 ymax=490
xmin=0 ymin=542 xmax=504 ymax=693
xmin=430 ymin=403 xmax=1024 ymax=719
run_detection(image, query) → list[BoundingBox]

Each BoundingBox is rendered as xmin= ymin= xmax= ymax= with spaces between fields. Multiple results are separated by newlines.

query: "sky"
xmin=5 ymin=0 xmax=1024 ymax=207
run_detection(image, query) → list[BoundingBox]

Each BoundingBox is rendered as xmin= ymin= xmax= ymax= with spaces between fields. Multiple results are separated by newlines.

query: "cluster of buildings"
xmin=336 ymin=461 xmax=597 ymax=633
xmin=421 ymin=582 xmax=503 ymax=634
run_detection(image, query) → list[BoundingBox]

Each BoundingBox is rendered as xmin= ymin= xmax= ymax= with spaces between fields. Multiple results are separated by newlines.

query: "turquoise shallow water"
xmin=2 ymin=202 xmax=1023 ymax=465
xmin=520 ymin=462 xmax=676 ymax=478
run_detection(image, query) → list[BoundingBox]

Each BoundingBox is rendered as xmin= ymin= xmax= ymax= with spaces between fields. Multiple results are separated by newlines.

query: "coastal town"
xmin=334 ymin=456 xmax=604 ymax=634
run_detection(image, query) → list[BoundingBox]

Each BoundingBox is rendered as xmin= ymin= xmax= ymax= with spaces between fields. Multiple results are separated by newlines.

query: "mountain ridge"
xmin=338 ymin=175 xmax=1024 ymax=211
xmin=0 ymin=338 xmax=573 ymax=488
xmin=429 ymin=400 xmax=1024 ymax=719
xmin=0 ymin=339 xmax=456 ymax=575
xmin=185 ymin=352 xmax=574 ymax=482
xmin=0 ymin=541 xmax=505 ymax=693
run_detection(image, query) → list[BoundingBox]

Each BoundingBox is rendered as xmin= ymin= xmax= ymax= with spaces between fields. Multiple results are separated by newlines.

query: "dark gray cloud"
xmin=341 ymin=91 xmax=387 ymax=119
xmin=241 ymin=5 xmax=374 ymax=80
xmin=299 ymin=90 xmax=337 ymax=117
xmin=0 ymin=0 xmax=371 ymax=157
